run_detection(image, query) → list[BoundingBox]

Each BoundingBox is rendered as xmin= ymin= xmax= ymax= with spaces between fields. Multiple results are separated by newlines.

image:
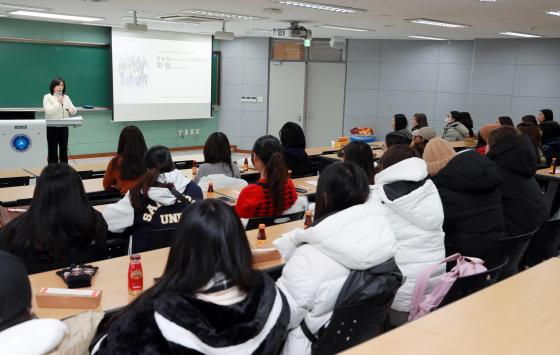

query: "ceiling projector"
xmin=125 ymin=10 xmax=148 ymax=32
xmin=273 ymin=21 xmax=312 ymax=40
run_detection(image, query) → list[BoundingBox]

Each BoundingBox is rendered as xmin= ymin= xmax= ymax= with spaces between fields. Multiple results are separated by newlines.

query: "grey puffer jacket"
xmin=442 ymin=122 xmax=469 ymax=141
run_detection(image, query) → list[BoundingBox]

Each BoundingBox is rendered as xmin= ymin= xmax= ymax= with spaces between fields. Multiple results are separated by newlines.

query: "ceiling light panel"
xmin=182 ymin=9 xmax=264 ymax=20
xmin=546 ymin=11 xmax=560 ymax=17
xmin=499 ymin=31 xmax=543 ymax=38
xmin=407 ymin=18 xmax=471 ymax=28
xmin=277 ymin=1 xmax=366 ymax=14
xmin=408 ymin=35 xmax=448 ymax=40
xmin=9 ymin=10 xmax=104 ymax=22
xmin=122 ymin=16 xmax=200 ymax=25
xmin=0 ymin=3 xmax=49 ymax=11
xmin=320 ymin=25 xmax=371 ymax=32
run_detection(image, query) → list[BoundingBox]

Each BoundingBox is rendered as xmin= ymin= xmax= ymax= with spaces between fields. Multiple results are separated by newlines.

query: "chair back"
xmin=245 ymin=211 xmax=305 ymax=230
xmin=0 ymin=176 xmax=30 ymax=188
xmin=150 ymin=228 xmax=176 ymax=250
xmin=305 ymin=258 xmax=403 ymax=355
xmin=78 ymin=170 xmax=93 ymax=180
xmin=522 ymin=220 xmax=560 ymax=268
xmin=291 ymin=169 xmax=318 ymax=179
xmin=439 ymin=256 xmax=508 ymax=307
xmin=491 ymin=230 xmax=536 ymax=280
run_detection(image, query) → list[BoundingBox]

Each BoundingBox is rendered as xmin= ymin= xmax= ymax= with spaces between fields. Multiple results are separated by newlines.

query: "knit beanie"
xmin=479 ymin=124 xmax=500 ymax=142
xmin=423 ymin=137 xmax=456 ymax=176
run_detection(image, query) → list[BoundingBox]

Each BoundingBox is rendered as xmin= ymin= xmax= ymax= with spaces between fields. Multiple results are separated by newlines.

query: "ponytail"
xmin=128 ymin=145 xmax=175 ymax=209
xmin=252 ymin=136 xmax=289 ymax=214
xmin=266 ymin=152 xmax=288 ymax=213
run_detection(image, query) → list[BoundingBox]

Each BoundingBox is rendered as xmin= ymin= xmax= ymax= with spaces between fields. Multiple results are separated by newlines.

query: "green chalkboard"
xmin=0 ymin=41 xmax=112 ymax=107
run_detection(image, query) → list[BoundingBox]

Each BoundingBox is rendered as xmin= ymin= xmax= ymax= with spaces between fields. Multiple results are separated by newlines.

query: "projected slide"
xmin=111 ymin=29 xmax=212 ymax=121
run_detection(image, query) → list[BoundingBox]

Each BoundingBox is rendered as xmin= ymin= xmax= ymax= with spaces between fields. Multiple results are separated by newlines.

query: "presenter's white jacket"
xmin=43 ymin=93 xmax=77 ymax=119
xmin=273 ymin=201 xmax=396 ymax=355
xmin=371 ymin=157 xmax=446 ymax=312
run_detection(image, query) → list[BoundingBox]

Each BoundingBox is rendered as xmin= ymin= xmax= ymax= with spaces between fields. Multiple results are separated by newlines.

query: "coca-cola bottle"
xmin=243 ymin=157 xmax=249 ymax=172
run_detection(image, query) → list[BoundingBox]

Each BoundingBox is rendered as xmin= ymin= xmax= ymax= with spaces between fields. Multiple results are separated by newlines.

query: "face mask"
xmin=445 ymin=116 xmax=453 ymax=124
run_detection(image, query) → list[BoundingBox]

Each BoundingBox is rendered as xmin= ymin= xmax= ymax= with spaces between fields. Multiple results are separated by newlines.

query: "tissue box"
xmin=36 ymin=287 xmax=102 ymax=309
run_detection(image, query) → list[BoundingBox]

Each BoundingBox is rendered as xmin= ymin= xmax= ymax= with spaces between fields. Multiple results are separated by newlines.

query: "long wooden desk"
xmin=28 ymin=219 xmax=304 ymax=320
xmin=306 ymin=146 xmax=339 ymax=157
xmin=0 ymin=168 xmax=35 ymax=178
xmin=210 ymin=176 xmax=319 ymax=202
xmin=344 ymin=258 xmax=560 ymax=355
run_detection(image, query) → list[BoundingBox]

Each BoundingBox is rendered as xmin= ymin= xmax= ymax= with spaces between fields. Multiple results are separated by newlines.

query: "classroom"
xmin=0 ymin=1 xmax=560 ymax=354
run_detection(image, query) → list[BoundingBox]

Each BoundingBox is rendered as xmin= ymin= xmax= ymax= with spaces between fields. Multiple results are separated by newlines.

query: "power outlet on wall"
xmin=178 ymin=130 xmax=184 ymax=138
xmin=190 ymin=129 xmax=195 ymax=135
xmin=195 ymin=128 xmax=200 ymax=135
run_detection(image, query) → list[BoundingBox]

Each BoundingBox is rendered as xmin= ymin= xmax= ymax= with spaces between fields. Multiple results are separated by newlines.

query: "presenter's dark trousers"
xmin=47 ymin=127 xmax=69 ymax=164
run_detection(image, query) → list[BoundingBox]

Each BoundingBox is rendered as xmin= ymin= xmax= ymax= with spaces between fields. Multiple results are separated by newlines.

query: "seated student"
xmin=442 ymin=111 xmax=469 ymax=141
xmin=0 ymin=251 xmax=103 ymax=354
xmin=486 ymin=127 xmax=548 ymax=237
xmin=411 ymin=113 xmax=428 ymax=132
xmin=274 ymin=162 xmax=396 ymax=354
xmin=343 ymin=141 xmax=375 ymax=184
xmin=497 ymin=116 xmax=514 ymax=127
xmin=538 ymin=110 xmax=560 ymax=165
xmin=537 ymin=108 xmax=554 ymax=126
xmin=235 ymin=136 xmax=304 ymax=218
xmin=522 ymin=114 xmax=538 ymax=126
xmin=371 ymin=145 xmax=445 ymax=326
xmin=459 ymin=112 xmax=475 ymax=137
xmin=0 ymin=164 xmax=107 ymax=273
xmin=102 ymin=146 xmax=203 ymax=253
xmin=517 ymin=122 xmax=547 ymax=166
xmin=93 ymin=200 xmax=289 ymax=354
xmin=475 ymin=124 xmax=499 ymax=155
xmin=385 ymin=132 xmax=412 ymax=148
xmin=392 ymin=113 xmax=412 ymax=139
xmin=411 ymin=126 xmax=436 ymax=157
xmin=279 ymin=122 xmax=312 ymax=177
xmin=194 ymin=132 xmax=240 ymax=183
xmin=103 ymin=125 xmax=147 ymax=195
xmin=423 ymin=138 xmax=505 ymax=257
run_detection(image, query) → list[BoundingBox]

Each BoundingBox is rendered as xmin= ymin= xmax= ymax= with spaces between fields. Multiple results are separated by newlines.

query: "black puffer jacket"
xmin=432 ymin=150 xmax=506 ymax=257
xmin=92 ymin=272 xmax=289 ymax=355
xmin=486 ymin=134 xmax=549 ymax=237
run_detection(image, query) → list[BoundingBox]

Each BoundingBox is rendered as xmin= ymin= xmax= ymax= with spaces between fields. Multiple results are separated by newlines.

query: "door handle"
xmin=297 ymin=115 xmax=302 ymax=122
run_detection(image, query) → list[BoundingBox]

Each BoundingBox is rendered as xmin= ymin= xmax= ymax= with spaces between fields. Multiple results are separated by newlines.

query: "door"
xmin=268 ymin=61 xmax=306 ymax=137
xmin=305 ymin=62 xmax=346 ymax=147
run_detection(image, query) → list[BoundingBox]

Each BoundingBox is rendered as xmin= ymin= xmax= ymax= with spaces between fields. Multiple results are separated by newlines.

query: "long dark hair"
xmin=119 ymin=200 xmax=257 ymax=311
xmin=49 ymin=77 xmax=66 ymax=95
xmin=115 ymin=126 xmax=147 ymax=180
xmin=394 ymin=114 xmax=408 ymax=131
xmin=379 ymin=145 xmax=415 ymax=170
xmin=460 ymin=112 xmax=475 ymax=137
xmin=487 ymin=126 xmax=520 ymax=149
xmin=517 ymin=122 xmax=543 ymax=158
xmin=314 ymin=162 xmax=370 ymax=221
xmin=252 ymin=136 xmax=288 ymax=214
xmin=522 ymin=115 xmax=538 ymax=125
xmin=279 ymin=122 xmax=306 ymax=149
xmin=203 ymin=132 xmax=234 ymax=176
xmin=541 ymin=109 xmax=554 ymax=122
xmin=498 ymin=116 xmax=514 ymax=127
xmin=129 ymin=146 xmax=175 ymax=209
xmin=413 ymin=113 xmax=428 ymax=130
xmin=343 ymin=141 xmax=374 ymax=184
xmin=450 ymin=111 xmax=462 ymax=123
xmin=5 ymin=164 xmax=97 ymax=258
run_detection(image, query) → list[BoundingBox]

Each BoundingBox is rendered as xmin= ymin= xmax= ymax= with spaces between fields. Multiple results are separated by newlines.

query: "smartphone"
xmin=295 ymin=187 xmax=308 ymax=194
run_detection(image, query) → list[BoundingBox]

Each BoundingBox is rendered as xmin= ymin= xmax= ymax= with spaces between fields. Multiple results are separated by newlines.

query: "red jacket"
xmin=235 ymin=179 xmax=298 ymax=218
xmin=475 ymin=145 xmax=487 ymax=155
xmin=103 ymin=156 xmax=142 ymax=195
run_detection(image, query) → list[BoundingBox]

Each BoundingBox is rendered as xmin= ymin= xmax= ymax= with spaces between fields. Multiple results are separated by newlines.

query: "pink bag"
xmin=408 ymin=253 xmax=487 ymax=321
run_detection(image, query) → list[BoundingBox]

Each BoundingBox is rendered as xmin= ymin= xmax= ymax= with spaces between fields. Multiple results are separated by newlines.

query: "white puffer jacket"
xmin=371 ymin=157 xmax=445 ymax=312
xmin=274 ymin=200 xmax=396 ymax=355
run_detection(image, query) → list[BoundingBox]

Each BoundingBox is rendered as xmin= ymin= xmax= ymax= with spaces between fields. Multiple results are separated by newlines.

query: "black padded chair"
xmin=245 ymin=211 xmax=305 ymax=230
xmin=150 ymin=228 xmax=176 ymax=250
xmin=78 ymin=170 xmax=94 ymax=180
xmin=91 ymin=170 xmax=105 ymax=179
xmin=522 ymin=220 xmax=560 ymax=268
xmin=291 ymin=169 xmax=318 ymax=179
xmin=485 ymin=230 xmax=537 ymax=280
xmin=0 ymin=176 xmax=30 ymax=188
xmin=302 ymin=258 xmax=403 ymax=355
xmin=174 ymin=160 xmax=195 ymax=170
xmin=87 ymin=190 xmax=122 ymax=205
xmin=438 ymin=256 xmax=509 ymax=307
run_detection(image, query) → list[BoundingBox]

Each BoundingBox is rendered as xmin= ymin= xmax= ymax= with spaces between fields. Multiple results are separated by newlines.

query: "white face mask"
xmin=445 ymin=116 xmax=452 ymax=124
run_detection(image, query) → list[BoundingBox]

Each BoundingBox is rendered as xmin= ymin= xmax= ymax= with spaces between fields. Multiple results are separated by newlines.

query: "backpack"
xmin=300 ymin=258 xmax=403 ymax=355
xmin=408 ymin=253 xmax=487 ymax=321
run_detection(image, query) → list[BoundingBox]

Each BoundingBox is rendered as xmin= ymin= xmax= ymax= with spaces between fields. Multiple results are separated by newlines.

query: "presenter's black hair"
xmin=203 ymin=132 xmax=234 ymax=177
xmin=49 ymin=78 xmax=66 ymax=95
